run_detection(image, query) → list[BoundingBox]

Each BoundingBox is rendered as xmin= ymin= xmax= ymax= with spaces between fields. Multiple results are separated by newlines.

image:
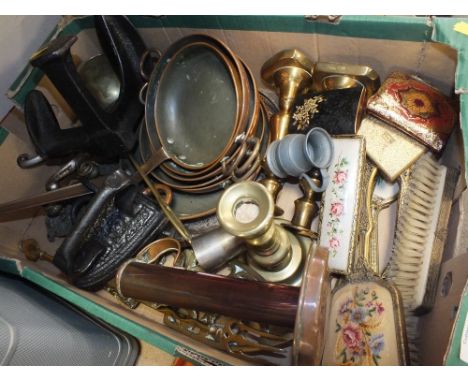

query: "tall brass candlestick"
xmin=261 ymin=49 xmax=314 ymax=141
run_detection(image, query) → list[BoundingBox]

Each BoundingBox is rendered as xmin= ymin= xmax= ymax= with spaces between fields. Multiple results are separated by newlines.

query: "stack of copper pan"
xmin=137 ymin=35 xmax=270 ymax=220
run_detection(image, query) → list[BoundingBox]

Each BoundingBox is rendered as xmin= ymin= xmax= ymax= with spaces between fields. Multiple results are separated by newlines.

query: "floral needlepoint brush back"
xmin=335 ymin=286 xmax=386 ymax=365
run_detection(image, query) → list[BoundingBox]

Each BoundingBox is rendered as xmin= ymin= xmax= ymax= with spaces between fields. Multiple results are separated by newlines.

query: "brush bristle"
xmin=386 ymin=153 xmax=445 ymax=364
xmin=388 ymin=153 xmax=442 ymax=308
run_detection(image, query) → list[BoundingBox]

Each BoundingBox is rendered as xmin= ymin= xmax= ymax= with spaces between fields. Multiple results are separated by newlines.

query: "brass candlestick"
xmin=217 ymin=181 xmax=307 ymax=285
xmin=291 ymin=176 xmax=321 ymax=230
xmin=261 ymin=49 xmax=314 ymax=141
xmin=259 ymin=158 xmax=284 ymax=216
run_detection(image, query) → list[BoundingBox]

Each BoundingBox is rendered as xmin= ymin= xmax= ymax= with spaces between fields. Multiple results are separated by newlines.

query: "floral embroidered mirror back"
xmin=322 ymin=281 xmax=405 ymax=365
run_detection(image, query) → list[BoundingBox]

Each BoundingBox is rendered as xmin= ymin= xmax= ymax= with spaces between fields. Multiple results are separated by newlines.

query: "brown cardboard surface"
xmin=136 ymin=340 xmax=176 ymax=366
xmin=0 ymin=130 xmax=59 ymax=257
xmin=419 ymin=253 xmax=468 ymax=365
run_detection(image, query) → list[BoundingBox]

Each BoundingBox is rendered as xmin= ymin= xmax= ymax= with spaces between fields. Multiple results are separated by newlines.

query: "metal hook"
xmin=17 ymin=153 xmax=46 ymax=169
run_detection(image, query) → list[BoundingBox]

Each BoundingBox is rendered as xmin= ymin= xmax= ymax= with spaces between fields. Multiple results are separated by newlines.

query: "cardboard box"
xmin=1 ymin=15 xmax=468 ymax=365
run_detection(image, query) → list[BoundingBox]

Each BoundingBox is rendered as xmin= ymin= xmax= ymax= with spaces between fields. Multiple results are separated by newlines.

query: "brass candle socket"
xmin=261 ymin=49 xmax=314 ymax=141
xmin=217 ymin=181 xmax=306 ymax=285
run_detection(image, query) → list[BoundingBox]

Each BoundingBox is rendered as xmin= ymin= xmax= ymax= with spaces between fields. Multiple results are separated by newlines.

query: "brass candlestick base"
xmin=217 ymin=181 xmax=306 ymax=285
xmin=261 ymin=49 xmax=314 ymax=141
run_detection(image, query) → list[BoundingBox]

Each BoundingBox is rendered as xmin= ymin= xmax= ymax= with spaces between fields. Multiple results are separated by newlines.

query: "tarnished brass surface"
xmin=160 ymin=307 xmax=292 ymax=363
xmin=111 ymin=236 xmax=294 ymax=364
xmin=259 ymin=175 xmax=282 ymax=201
xmin=364 ymin=167 xmax=380 ymax=274
xmin=261 ymin=49 xmax=314 ymax=140
xmin=312 ymin=62 xmax=380 ymax=98
xmin=259 ymin=159 xmax=284 ymax=216
xmin=217 ymin=181 xmax=306 ymax=284
xmin=291 ymin=176 xmax=320 ymax=230
xmin=134 ymin=237 xmax=182 ymax=265
xmin=217 ymin=181 xmax=275 ymax=240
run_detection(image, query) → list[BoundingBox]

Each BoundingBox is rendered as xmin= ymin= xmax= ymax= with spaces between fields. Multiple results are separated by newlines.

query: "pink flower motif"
xmin=329 ymin=237 xmax=340 ymax=249
xmin=342 ymin=323 xmax=362 ymax=349
xmin=330 ymin=202 xmax=344 ymax=217
xmin=333 ymin=170 xmax=348 ymax=185
xmin=376 ymin=302 xmax=385 ymax=315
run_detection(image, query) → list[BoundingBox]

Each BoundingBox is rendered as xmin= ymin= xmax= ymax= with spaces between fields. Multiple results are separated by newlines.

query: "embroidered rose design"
xmin=329 ymin=237 xmax=340 ymax=249
xmin=333 ymin=170 xmax=348 ymax=185
xmin=330 ymin=202 xmax=344 ymax=217
xmin=335 ymin=286 xmax=386 ymax=365
xmin=342 ymin=323 xmax=362 ymax=348
xmin=326 ymin=156 xmax=349 ymax=258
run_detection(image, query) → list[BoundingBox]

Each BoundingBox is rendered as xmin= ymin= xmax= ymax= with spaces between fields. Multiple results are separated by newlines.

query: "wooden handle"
xmin=117 ymin=261 xmax=299 ymax=328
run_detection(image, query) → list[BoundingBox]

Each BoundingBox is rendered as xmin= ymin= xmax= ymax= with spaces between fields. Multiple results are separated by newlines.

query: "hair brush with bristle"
xmin=384 ymin=152 xmax=458 ymax=364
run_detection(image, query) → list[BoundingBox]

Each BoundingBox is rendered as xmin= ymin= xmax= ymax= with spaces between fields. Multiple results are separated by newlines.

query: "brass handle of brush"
xmin=364 ymin=167 xmax=379 ymax=274
xmin=369 ymin=193 xmax=399 ymax=276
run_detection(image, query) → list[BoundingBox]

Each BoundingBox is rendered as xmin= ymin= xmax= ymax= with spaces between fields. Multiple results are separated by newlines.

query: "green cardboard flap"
xmin=432 ymin=18 xmax=468 ymax=181
xmin=432 ymin=17 xmax=468 ymax=92
xmin=129 ymin=15 xmax=433 ymax=42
